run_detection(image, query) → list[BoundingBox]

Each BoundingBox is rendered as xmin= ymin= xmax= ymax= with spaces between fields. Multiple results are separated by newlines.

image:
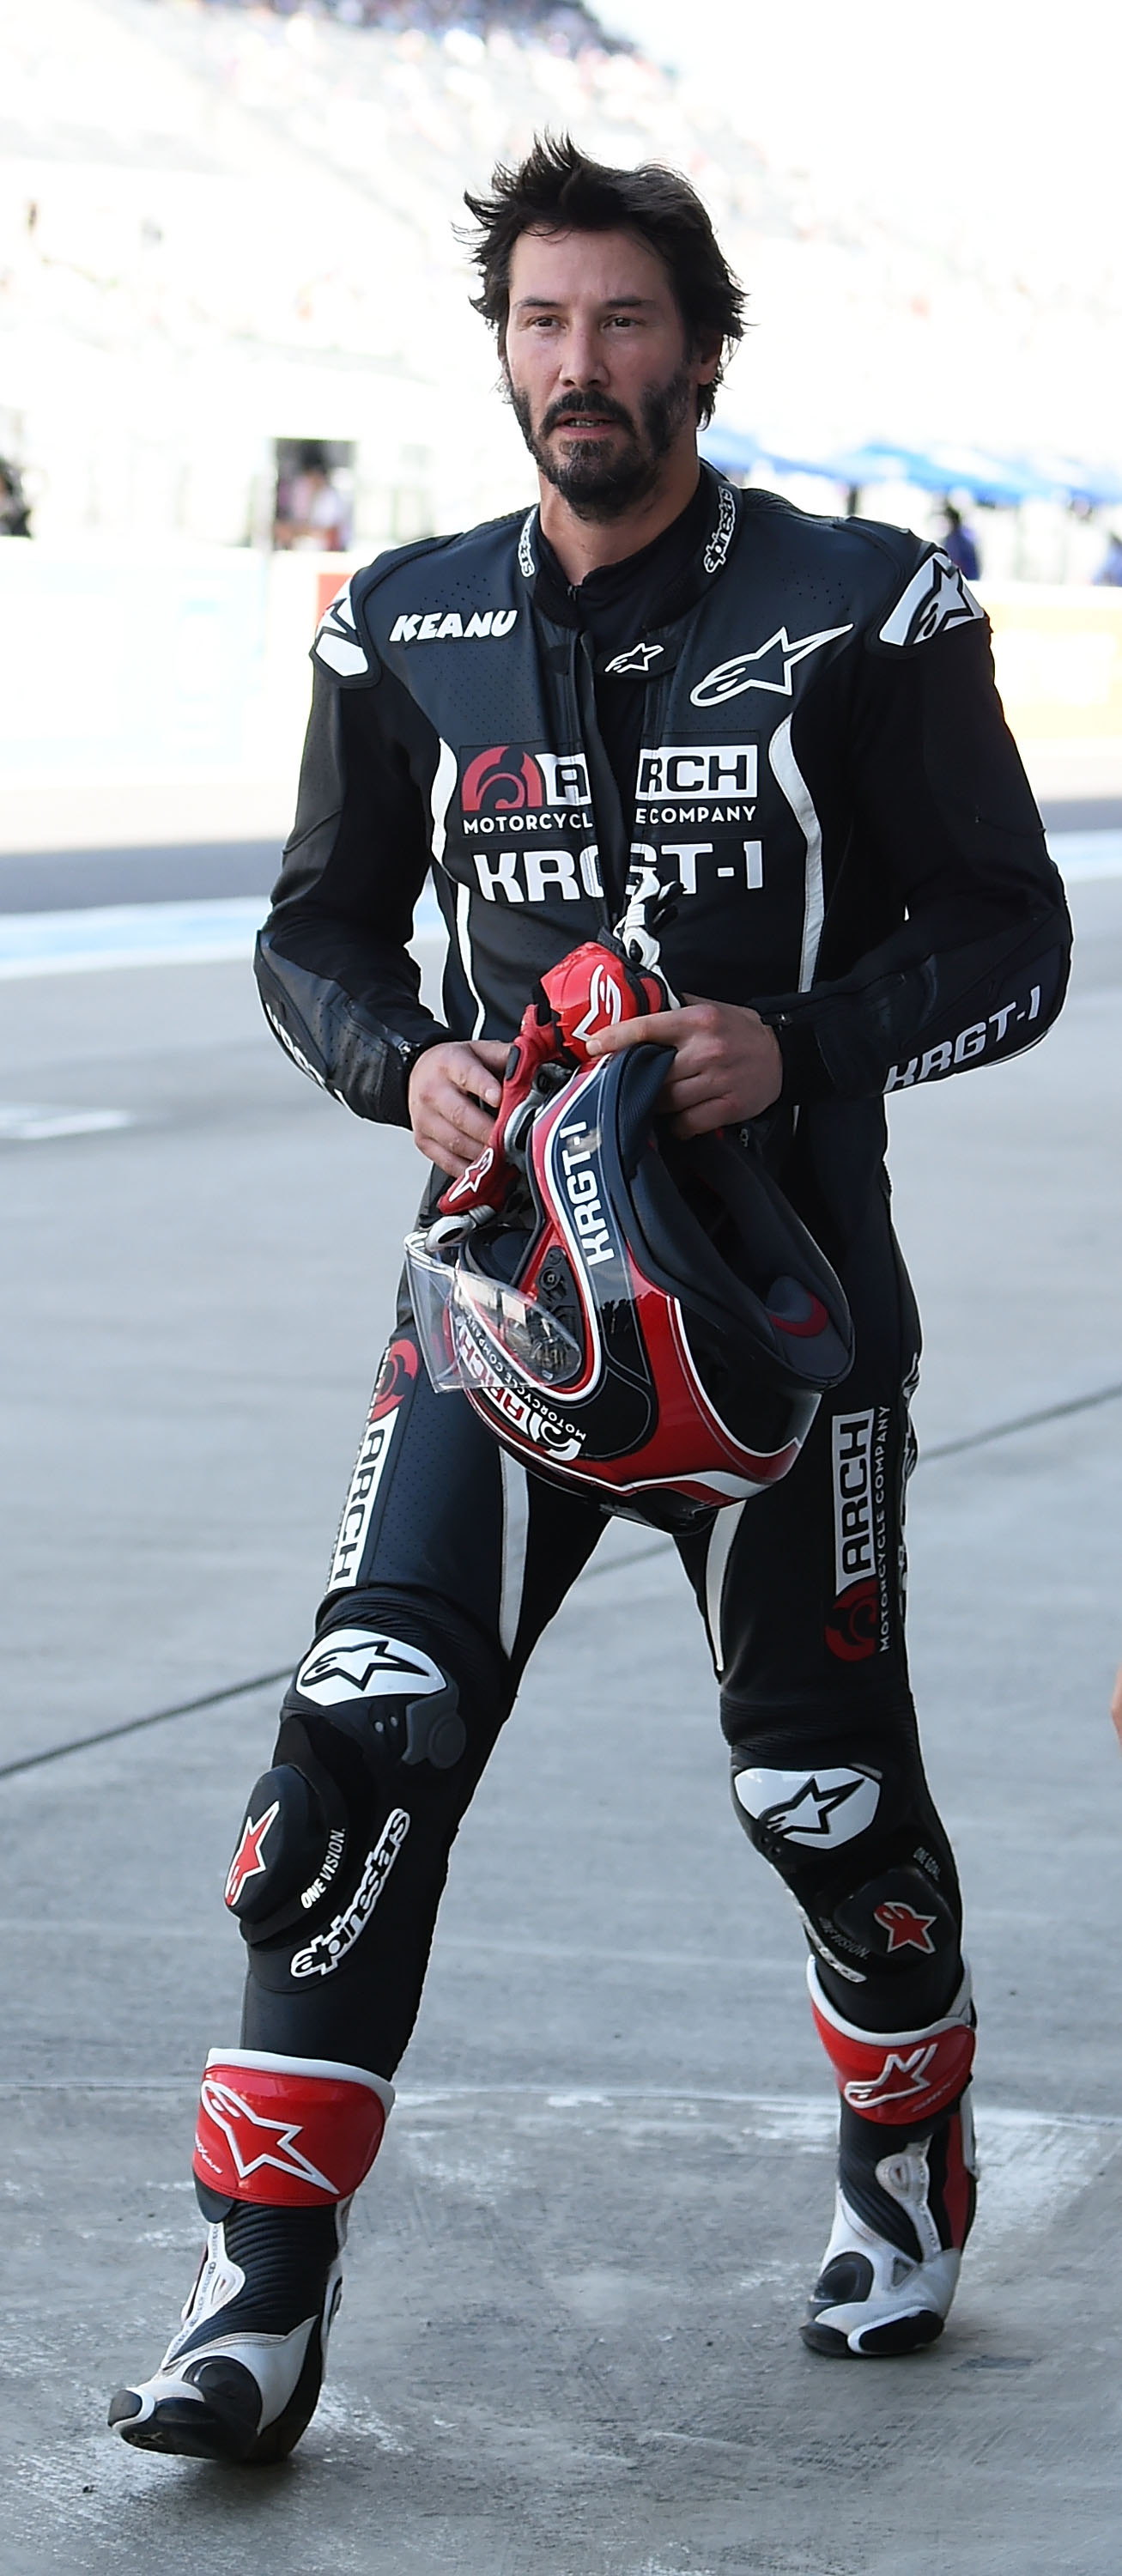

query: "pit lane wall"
xmin=0 ymin=548 xmax=1119 ymax=788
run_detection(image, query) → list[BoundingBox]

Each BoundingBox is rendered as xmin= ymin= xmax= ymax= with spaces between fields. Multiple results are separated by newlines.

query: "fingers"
xmin=470 ymin=1039 xmax=510 ymax=1084
xmin=451 ymin=1042 xmax=504 ymax=1109
xmin=585 ymin=1005 xmax=689 ymax=1057
xmin=408 ymin=1039 xmax=506 ymax=1176
xmin=669 ymin=1097 xmax=744 ymax=1139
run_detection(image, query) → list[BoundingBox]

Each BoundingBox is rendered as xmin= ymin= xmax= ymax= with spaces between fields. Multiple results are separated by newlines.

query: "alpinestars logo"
xmin=874 ymin=1900 xmax=937 ymax=1954
xmin=734 ymin=1764 xmax=880 ymax=1848
xmin=604 ymin=641 xmax=664 ymax=676
xmin=296 ymin=1628 xmax=446 ymax=1708
xmin=224 ymin=1801 xmax=281 ymax=1910
xmin=690 ymin=623 xmax=852 ymax=707
xmin=878 ymin=548 xmax=985 ymax=649
xmin=313 ymin=580 xmax=370 ymax=680
xmin=702 ymin=478 xmax=737 ymax=574
xmin=290 ymin=1807 xmax=410 ymax=1979
xmin=198 ymin=2076 xmax=338 ymax=2194
xmin=843 ymin=2043 xmax=940 ymax=2113
xmin=570 ymin=962 xmax=624 ymax=1043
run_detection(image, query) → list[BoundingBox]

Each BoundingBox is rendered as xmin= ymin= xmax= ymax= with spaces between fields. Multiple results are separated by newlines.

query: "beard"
xmin=508 ymin=370 xmax=694 ymax=522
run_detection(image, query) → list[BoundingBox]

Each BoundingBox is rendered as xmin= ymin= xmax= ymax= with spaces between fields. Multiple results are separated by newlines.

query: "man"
xmin=940 ymin=501 xmax=980 ymax=582
xmin=112 ymin=137 xmax=1070 ymax=2463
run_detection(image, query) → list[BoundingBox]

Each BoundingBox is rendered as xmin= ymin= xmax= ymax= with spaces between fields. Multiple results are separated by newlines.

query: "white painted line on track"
xmin=0 ymin=1103 xmax=135 ymax=1141
xmin=1049 ymin=827 xmax=1122 ymax=878
xmin=2 ymin=2079 xmax=1113 ymax=2258
xmin=385 ymin=2088 xmax=1119 ymax=2270
xmin=0 ymin=888 xmax=444 ymax=977
xmin=0 ymin=896 xmax=265 ymax=978
xmin=0 ymin=839 xmax=1112 ymax=982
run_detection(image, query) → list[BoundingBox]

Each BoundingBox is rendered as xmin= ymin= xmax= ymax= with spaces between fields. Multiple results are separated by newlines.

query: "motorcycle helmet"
xmin=407 ymin=1039 xmax=853 ymax=1533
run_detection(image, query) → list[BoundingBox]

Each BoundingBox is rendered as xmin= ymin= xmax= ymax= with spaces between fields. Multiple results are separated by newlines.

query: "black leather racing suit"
xmin=235 ymin=467 xmax=1070 ymax=2085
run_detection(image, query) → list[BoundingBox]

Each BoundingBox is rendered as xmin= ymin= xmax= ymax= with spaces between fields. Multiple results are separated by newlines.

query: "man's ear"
xmin=694 ymin=331 xmax=723 ymax=389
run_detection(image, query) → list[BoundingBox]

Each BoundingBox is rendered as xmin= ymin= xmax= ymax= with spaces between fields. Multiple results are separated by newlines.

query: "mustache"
xmin=540 ymin=391 xmax=635 ymax=437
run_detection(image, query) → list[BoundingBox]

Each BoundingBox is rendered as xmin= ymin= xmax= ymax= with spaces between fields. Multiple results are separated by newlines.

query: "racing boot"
xmin=802 ymin=1961 xmax=977 ymax=2357
xmin=108 ymin=2049 xmax=392 ymax=2463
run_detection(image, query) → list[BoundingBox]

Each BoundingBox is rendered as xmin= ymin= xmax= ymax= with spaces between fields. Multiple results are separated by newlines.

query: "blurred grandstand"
xmin=0 ymin=0 xmax=1119 ymax=575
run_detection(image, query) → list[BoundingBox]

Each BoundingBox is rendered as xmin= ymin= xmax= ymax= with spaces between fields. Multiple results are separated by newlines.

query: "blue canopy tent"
xmin=700 ymin=427 xmax=1122 ymax=510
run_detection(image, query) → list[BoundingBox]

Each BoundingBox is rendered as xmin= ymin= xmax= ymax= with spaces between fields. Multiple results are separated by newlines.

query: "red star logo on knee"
xmin=224 ymin=1800 xmax=280 ymax=1908
xmin=874 ymin=1899 xmax=937 ymax=1954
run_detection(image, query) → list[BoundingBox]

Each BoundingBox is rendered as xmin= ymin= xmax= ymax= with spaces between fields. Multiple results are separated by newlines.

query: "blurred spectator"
xmin=940 ymin=501 xmax=979 ymax=580
xmin=274 ymin=445 xmax=352 ymax=551
xmin=0 ymin=459 xmax=32 ymax=537
xmin=1093 ymin=531 xmax=1122 ymax=586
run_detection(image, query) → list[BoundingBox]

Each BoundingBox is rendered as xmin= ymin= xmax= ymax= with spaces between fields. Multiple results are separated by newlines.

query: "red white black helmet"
xmin=407 ymin=1040 xmax=853 ymax=1532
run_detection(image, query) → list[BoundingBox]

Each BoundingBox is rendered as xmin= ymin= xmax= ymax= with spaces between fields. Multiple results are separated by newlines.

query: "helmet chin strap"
xmin=613 ymin=870 xmax=682 ymax=993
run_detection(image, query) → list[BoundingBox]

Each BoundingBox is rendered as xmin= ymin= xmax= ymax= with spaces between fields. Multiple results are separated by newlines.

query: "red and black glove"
xmin=438 ymin=938 xmax=670 ymax=1222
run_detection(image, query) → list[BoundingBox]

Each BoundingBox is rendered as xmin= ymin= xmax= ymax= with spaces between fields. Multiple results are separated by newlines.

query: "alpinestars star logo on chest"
xmin=690 ymin=623 xmax=852 ymax=707
xmin=604 ymin=641 xmax=664 ymax=676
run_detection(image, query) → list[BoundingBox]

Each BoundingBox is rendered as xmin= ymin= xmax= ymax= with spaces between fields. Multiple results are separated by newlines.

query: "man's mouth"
xmin=547 ymin=404 xmax=631 ymax=438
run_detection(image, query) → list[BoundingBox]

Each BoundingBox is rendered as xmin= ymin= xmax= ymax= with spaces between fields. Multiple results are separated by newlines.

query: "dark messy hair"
xmin=462 ymin=133 xmax=744 ymax=427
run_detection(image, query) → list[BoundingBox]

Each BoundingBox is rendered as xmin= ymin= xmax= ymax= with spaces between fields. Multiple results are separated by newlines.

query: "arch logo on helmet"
xmin=405 ymin=937 xmax=853 ymax=1533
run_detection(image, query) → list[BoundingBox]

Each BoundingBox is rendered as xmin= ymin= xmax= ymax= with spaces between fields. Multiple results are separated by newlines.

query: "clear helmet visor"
xmin=454 ymin=1267 xmax=583 ymax=1389
xmin=403 ymin=1230 xmax=461 ymax=1394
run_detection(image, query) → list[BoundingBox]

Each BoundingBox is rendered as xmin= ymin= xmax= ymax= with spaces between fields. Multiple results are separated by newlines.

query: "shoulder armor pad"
xmin=312 ymin=537 xmax=456 ymax=684
xmin=876 ymin=545 xmax=986 ymax=651
xmin=312 ymin=575 xmax=372 ymax=682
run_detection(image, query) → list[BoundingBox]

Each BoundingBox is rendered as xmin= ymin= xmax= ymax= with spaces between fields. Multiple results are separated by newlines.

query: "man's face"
xmin=503 ymin=227 xmax=715 ymax=522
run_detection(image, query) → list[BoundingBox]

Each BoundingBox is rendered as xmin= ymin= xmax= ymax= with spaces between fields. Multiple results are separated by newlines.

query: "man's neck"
xmin=537 ymin=451 xmax=702 ymax=586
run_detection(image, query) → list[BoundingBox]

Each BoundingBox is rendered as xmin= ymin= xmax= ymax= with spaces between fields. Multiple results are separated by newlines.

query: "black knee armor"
xmin=728 ymin=1716 xmax=963 ymax=2032
xmin=222 ymin=1598 xmax=497 ymax=1985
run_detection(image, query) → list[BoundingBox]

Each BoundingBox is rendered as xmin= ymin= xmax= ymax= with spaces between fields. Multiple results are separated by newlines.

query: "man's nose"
xmin=558 ymin=321 xmax=609 ymax=386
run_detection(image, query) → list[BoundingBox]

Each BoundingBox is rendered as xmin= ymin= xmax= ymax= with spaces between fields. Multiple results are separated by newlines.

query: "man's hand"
xmin=585 ymin=994 xmax=783 ymax=1135
xmin=408 ymin=1038 xmax=508 ymax=1176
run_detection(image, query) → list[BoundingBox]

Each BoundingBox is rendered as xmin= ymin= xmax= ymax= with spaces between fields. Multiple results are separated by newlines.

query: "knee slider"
xmin=806 ymin=1861 xmax=963 ymax=2026
xmin=224 ymin=1762 xmax=348 ymax=1946
xmin=228 ymin=1613 xmax=481 ymax=1963
xmin=828 ymin=1862 xmax=960 ymax=1984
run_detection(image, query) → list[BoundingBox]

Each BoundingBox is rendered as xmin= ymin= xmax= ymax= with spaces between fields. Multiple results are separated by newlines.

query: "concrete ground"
xmin=2 ymin=870 xmax=1121 ymax=2573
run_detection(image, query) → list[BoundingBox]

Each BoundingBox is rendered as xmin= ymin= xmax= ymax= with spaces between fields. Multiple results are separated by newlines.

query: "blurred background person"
xmin=1093 ymin=530 xmax=1122 ymax=586
xmin=0 ymin=459 xmax=32 ymax=538
xmin=940 ymin=500 xmax=980 ymax=580
xmin=273 ymin=444 xmax=351 ymax=552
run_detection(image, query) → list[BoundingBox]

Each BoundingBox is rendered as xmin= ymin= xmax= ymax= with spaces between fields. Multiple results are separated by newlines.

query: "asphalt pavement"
xmin=2 ymin=874 xmax=1121 ymax=2573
